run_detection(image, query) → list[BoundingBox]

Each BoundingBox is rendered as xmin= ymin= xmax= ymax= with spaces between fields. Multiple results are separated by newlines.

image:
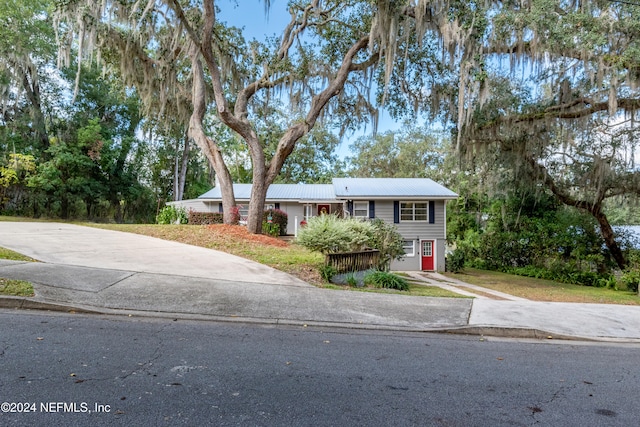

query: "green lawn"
xmin=0 ymin=277 xmax=34 ymax=297
xmin=0 ymin=247 xmax=37 ymax=262
xmin=0 ymin=246 xmax=35 ymax=296
xmin=443 ymin=268 xmax=640 ymax=305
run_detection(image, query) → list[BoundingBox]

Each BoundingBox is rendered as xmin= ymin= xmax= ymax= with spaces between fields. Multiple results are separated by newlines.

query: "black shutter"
xmin=275 ymin=203 xmax=280 ymax=210
xmin=347 ymin=200 xmax=353 ymax=216
xmin=429 ymin=200 xmax=435 ymax=224
xmin=393 ymin=201 xmax=399 ymax=223
xmin=219 ymin=203 xmax=223 ymax=213
xmin=369 ymin=200 xmax=375 ymax=219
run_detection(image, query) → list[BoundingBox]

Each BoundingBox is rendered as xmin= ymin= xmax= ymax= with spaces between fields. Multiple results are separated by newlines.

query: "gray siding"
xmin=374 ymin=200 xmax=446 ymax=240
xmin=375 ymin=200 xmax=447 ymax=272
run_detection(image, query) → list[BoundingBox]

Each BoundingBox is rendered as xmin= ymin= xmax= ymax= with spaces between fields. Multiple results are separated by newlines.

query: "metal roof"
xmin=332 ymin=178 xmax=458 ymax=199
xmin=198 ymin=183 xmax=335 ymax=201
xmin=198 ymin=178 xmax=458 ymax=201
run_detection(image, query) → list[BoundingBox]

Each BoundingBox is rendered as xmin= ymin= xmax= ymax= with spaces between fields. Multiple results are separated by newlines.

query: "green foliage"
xmin=345 ymin=272 xmax=357 ymax=287
xmin=507 ymin=265 xmax=613 ymax=288
xmin=451 ymin=191 xmax=626 ymax=287
xmin=156 ymin=205 xmax=188 ymax=224
xmin=276 ymin=126 xmax=344 ymax=184
xmin=347 ymin=127 xmax=448 ymax=181
xmin=262 ymin=221 xmax=280 ymax=237
xmin=368 ymin=218 xmax=405 ymax=271
xmin=296 ymin=214 xmax=373 ymax=255
xmin=319 ymin=264 xmax=338 ymax=282
xmin=620 ymin=271 xmax=640 ymax=293
xmin=446 ymin=248 xmax=466 ymax=273
xmin=263 ymin=208 xmax=288 ymax=236
xmin=364 ymin=271 xmax=409 ymax=291
xmin=620 ymin=250 xmax=640 ymax=293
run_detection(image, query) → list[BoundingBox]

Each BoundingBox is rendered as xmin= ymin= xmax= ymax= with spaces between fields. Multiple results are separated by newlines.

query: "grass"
xmin=0 ymin=277 xmax=34 ymax=297
xmin=0 ymin=246 xmax=36 ymax=296
xmin=444 ymin=268 xmax=640 ymax=305
xmin=0 ymin=247 xmax=37 ymax=262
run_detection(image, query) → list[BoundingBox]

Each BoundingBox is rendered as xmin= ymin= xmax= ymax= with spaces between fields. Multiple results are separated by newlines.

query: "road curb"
xmin=0 ymin=296 xmax=101 ymax=314
xmin=3 ymin=296 xmax=640 ymax=343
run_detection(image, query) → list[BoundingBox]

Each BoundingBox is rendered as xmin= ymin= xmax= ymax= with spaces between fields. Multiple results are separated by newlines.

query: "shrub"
xmin=262 ymin=221 xmax=280 ymax=237
xmin=446 ymin=248 xmax=465 ymax=273
xmin=319 ymin=265 xmax=337 ymax=282
xmin=296 ymin=214 xmax=374 ymax=255
xmin=620 ymin=270 xmax=640 ymax=293
xmin=263 ymin=209 xmax=288 ymax=235
xmin=364 ymin=271 xmax=409 ymax=291
xmin=229 ymin=206 xmax=241 ymax=224
xmin=368 ymin=218 xmax=405 ymax=271
xmin=188 ymin=211 xmax=224 ymax=225
xmin=345 ymin=272 xmax=357 ymax=287
xmin=156 ymin=205 xmax=188 ymax=224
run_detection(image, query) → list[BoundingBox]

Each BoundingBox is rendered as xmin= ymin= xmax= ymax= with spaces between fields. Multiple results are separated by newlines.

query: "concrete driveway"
xmin=0 ymin=222 xmax=309 ymax=286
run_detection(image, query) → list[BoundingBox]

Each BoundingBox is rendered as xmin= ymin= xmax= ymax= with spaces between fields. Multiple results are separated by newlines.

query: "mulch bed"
xmin=206 ymin=224 xmax=289 ymax=247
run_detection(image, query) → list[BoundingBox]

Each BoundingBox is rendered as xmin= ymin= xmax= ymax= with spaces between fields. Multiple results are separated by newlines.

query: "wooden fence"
xmin=327 ymin=250 xmax=380 ymax=273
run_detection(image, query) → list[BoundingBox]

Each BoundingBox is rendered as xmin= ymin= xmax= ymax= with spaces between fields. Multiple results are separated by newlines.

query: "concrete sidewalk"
xmin=1 ymin=221 xmax=640 ymax=343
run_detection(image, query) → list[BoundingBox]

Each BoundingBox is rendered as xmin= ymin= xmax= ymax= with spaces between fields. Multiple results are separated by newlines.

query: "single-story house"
xmin=171 ymin=178 xmax=458 ymax=272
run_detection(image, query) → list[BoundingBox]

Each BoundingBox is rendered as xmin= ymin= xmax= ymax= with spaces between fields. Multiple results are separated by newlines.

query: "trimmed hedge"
xmin=263 ymin=208 xmax=288 ymax=236
xmin=188 ymin=211 xmax=224 ymax=225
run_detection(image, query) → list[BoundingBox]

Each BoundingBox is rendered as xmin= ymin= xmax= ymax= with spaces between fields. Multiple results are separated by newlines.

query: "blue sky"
xmin=217 ymin=0 xmax=404 ymax=159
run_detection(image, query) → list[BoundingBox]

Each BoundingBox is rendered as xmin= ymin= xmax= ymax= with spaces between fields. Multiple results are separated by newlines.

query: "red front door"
xmin=421 ymin=240 xmax=435 ymax=271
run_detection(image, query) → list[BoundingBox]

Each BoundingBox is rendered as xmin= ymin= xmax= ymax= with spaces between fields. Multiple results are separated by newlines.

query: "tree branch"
xmin=266 ymin=35 xmax=372 ymax=182
xmin=165 ymin=0 xmax=201 ymax=45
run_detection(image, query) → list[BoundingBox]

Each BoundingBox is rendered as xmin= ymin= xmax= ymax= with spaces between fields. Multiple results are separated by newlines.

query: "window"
xmin=353 ymin=201 xmax=369 ymax=218
xmin=304 ymin=204 xmax=313 ymax=220
xmin=238 ymin=205 xmax=249 ymax=222
xmin=422 ymin=241 xmax=433 ymax=256
xmin=402 ymin=240 xmax=415 ymax=257
xmin=400 ymin=202 xmax=428 ymax=222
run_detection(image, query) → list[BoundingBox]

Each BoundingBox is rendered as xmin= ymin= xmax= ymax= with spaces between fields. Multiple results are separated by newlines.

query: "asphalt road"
xmin=1 ymin=310 xmax=639 ymax=426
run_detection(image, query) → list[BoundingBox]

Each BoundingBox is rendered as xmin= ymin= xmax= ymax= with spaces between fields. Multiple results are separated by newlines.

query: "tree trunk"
xmin=594 ymin=209 xmax=626 ymax=270
xmin=188 ymin=48 xmax=236 ymax=223
xmin=19 ymin=64 xmax=49 ymax=152
xmin=525 ymin=154 xmax=627 ymax=270
xmin=173 ymin=133 xmax=190 ymax=202
xmin=177 ymin=134 xmax=190 ymax=201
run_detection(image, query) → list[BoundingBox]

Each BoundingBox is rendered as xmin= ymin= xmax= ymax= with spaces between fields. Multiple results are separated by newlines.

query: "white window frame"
xmin=304 ymin=204 xmax=313 ymax=220
xmin=400 ymin=201 xmax=428 ymax=222
xmin=402 ymin=240 xmax=416 ymax=257
xmin=353 ymin=201 xmax=369 ymax=218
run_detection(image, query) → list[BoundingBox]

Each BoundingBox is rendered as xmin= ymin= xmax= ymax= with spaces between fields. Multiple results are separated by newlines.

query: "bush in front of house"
xmin=262 ymin=221 xmax=280 ymax=237
xmin=295 ymin=214 xmax=374 ymax=255
xmin=446 ymin=248 xmax=465 ymax=273
xmin=188 ymin=206 xmax=242 ymax=225
xmin=156 ymin=205 xmax=188 ymax=224
xmin=368 ymin=218 xmax=405 ymax=271
xmin=363 ymin=271 xmax=409 ymax=291
xmin=263 ymin=208 xmax=288 ymax=235
xmin=188 ymin=211 xmax=224 ymax=225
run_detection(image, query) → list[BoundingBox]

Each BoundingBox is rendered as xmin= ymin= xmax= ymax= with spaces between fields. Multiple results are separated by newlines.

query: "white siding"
xmin=166 ymin=199 xmax=214 ymax=212
xmin=277 ymin=203 xmax=305 ymax=235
